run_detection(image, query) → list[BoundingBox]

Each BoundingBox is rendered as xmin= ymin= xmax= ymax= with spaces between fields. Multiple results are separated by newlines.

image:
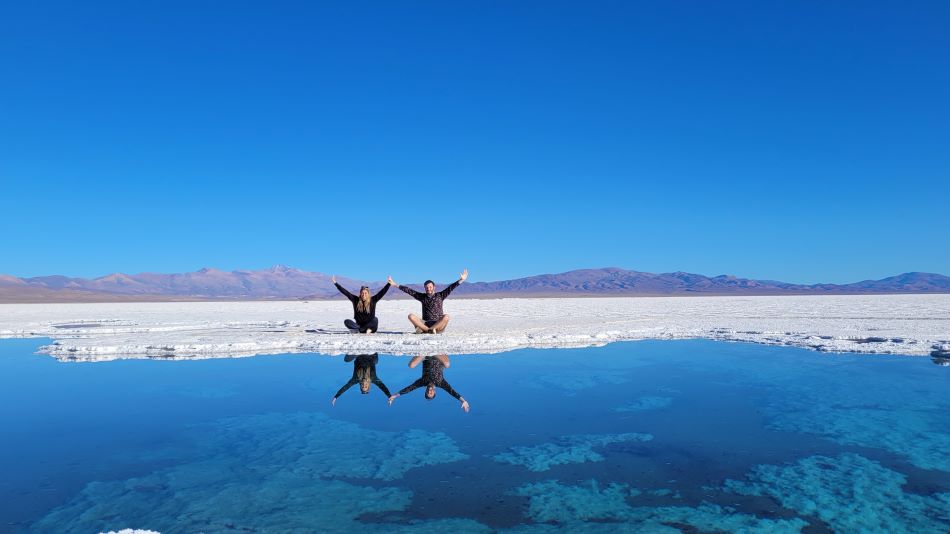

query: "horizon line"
xmin=3 ymin=265 xmax=948 ymax=288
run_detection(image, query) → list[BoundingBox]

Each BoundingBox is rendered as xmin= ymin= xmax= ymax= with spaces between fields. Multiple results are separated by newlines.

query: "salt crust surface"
xmin=1 ymin=294 xmax=947 ymax=361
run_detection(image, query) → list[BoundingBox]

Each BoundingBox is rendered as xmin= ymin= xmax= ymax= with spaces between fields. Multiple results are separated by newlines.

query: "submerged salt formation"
xmin=492 ymin=433 xmax=654 ymax=472
xmin=513 ymin=480 xmax=638 ymax=522
xmin=208 ymin=412 xmax=469 ymax=481
xmin=643 ymin=335 xmax=950 ymax=475
xmin=388 ymin=518 xmax=493 ymax=533
xmin=510 ymin=479 xmax=807 ymax=533
xmin=519 ymin=371 xmax=629 ymax=395
xmin=724 ymin=453 xmax=950 ymax=532
xmin=750 ymin=357 xmax=950 ymax=472
xmin=33 ymin=412 xmax=470 ymax=533
xmin=36 ymin=473 xmax=412 ymax=534
xmin=768 ymin=401 xmax=950 ymax=472
xmin=615 ymin=396 xmax=673 ymax=412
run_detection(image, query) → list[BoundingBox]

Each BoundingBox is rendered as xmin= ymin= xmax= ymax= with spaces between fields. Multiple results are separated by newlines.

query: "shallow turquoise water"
xmin=1 ymin=338 xmax=949 ymax=533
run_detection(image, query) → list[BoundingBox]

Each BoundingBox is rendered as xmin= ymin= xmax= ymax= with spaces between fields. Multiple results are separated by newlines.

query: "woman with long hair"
xmin=331 ymin=353 xmax=391 ymax=405
xmin=332 ymin=275 xmax=389 ymax=333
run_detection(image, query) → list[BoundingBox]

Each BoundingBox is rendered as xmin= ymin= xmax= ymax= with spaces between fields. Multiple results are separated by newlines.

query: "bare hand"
xmin=459 ymin=268 xmax=468 ymax=282
xmin=461 ymin=400 xmax=470 ymax=412
xmin=331 ymin=275 xmax=337 ymax=284
xmin=331 ymin=397 xmax=337 ymax=406
xmin=387 ymin=275 xmax=396 ymax=286
xmin=388 ymin=394 xmax=399 ymax=406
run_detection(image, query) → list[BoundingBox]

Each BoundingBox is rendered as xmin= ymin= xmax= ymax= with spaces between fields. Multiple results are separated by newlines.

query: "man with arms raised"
xmin=387 ymin=269 xmax=468 ymax=334
xmin=388 ymin=354 xmax=470 ymax=412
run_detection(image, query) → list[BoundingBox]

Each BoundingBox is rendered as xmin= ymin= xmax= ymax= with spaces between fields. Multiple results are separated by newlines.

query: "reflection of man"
xmin=387 ymin=269 xmax=468 ymax=333
xmin=331 ymin=353 xmax=391 ymax=405
xmin=388 ymin=354 xmax=469 ymax=412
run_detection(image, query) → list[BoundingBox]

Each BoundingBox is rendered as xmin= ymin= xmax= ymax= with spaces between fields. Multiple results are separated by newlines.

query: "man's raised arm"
xmin=390 ymin=275 xmax=423 ymax=299
xmin=440 ymin=268 xmax=468 ymax=299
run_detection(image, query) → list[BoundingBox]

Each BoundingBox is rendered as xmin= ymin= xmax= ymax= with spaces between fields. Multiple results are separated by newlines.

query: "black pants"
xmin=344 ymin=317 xmax=378 ymax=333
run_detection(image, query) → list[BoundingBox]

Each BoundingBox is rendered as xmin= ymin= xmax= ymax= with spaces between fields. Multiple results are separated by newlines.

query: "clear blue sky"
xmin=2 ymin=1 xmax=948 ymax=284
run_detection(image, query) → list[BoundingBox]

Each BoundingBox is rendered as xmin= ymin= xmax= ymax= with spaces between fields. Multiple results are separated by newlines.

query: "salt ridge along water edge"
xmin=0 ymin=294 xmax=948 ymax=362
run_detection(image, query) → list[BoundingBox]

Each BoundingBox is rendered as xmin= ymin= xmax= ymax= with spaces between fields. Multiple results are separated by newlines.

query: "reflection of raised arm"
xmin=438 ymin=380 xmax=463 ymax=401
xmin=372 ymin=283 xmax=390 ymax=302
xmin=332 ymin=377 xmax=359 ymax=404
xmin=437 ymin=380 xmax=469 ymax=412
xmin=435 ymin=354 xmax=450 ymax=367
xmin=389 ymin=375 xmax=423 ymax=406
xmin=398 ymin=378 xmax=425 ymax=395
xmin=373 ymin=378 xmax=392 ymax=398
xmin=408 ymin=355 xmax=425 ymax=368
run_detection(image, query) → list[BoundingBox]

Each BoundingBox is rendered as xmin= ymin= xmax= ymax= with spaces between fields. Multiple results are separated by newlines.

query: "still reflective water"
xmin=1 ymin=338 xmax=949 ymax=533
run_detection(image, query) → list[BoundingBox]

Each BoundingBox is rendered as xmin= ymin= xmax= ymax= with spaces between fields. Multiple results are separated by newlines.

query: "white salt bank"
xmin=0 ymin=295 xmax=947 ymax=361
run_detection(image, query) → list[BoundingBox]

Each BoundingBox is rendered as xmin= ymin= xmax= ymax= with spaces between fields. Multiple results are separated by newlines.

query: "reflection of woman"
xmin=332 ymin=275 xmax=389 ymax=334
xmin=331 ymin=353 xmax=391 ymax=405
xmin=388 ymin=355 xmax=469 ymax=412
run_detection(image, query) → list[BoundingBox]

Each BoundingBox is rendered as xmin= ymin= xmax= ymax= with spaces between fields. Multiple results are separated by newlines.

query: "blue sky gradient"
xmin=2 ymin=1 xmax=948 ymax=283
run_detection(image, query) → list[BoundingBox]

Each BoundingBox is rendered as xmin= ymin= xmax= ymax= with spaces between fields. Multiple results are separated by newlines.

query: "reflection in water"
xmin=933 ymin=356 xmax=950 ymax=367
xmin=4 ymin=339 xmax=949 ymax=532
xmin=389 ymin=354 xmax=470 ymax=412
xmin=331 ymin=353 xmax=391 ymax=406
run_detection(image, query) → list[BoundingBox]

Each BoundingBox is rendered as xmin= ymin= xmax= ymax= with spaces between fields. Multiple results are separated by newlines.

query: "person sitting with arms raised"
xmin=388 ymin=354 xmax=469 ymax=412
xmin=332 ymin=275 xmax=390 ymax=334
xmin=387 ymin=269 xmax=467 ymax=334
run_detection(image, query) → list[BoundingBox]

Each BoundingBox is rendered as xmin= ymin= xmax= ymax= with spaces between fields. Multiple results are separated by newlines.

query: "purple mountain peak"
xmin=267 ymin=264 xmax=295 ymax=274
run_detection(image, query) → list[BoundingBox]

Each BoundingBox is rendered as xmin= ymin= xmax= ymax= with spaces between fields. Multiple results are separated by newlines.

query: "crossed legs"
xmin=344 ymin=317 xmax=378 ymax=334
xmin=408 ymin=313 xmax=450 ymax=334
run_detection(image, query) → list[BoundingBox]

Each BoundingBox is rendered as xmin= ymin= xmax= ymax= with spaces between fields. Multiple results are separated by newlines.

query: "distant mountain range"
xmin=1 ymin=266 xmax=949 ymax=303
